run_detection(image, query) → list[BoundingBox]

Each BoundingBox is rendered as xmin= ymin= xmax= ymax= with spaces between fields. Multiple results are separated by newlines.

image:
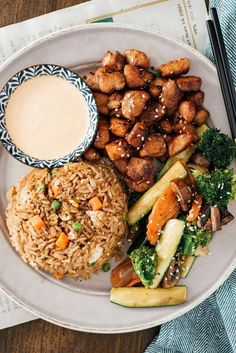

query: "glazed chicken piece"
xmin=140 ymin=101 xmax=166 ymax=126
xmin=168 ymin=134 xmax=194 ymax=156
xmin=176 ymin=76 xmax=202 ymax=92
xmin=124 ymin=176 xmax=154 ymax=193
xmin=124 ymin=64 xmax=145 ymax=88
xmin=83 ymin=72 xmax=100 ymax=91
xmin=174 ymin=120 xmax=199 ymax=143
xmin=107 ymin=92 xmax=123 ymax=110
xmin=125 ymin=121 xmax=146 ymax=148
xmin=126 ymin=157 xmax=154 ymax=183
xmin=94 ymin=92 xmax=109 ymax=116
xmin=178 ymin=100 xmax=196 ymax=123
xmin=124 ymin=49 xmax=150 ymax=69
xmin=161 ymin=80 xmax=182 ymax=116
xmin=112 ymin=158 xmax=128 ymax=175
xmin=194 ymin=108 xmax=209 ymax=126
xmin=121 ymin=91 xmax=150 ymax=120
xmin=141 ymin=70 xmax=154 ymax=84
xmin=186 ymin=90 xmax=205 ymax=107
xmin=105 ymin=139 xmax=133 ymax=160
xmin=149 ymin=77 xmax=167 ymax=98
xmin=83 ymin=148 xmax=100 ymax=161
xmin=94 ymin=118 xmax=110 ymax=149
xmin=139 ymin=134 xmax=167 ymax=158
xmin=101 ymin=50 xmax=125 ymax=71
xmin=109 ymin=108 xmax=124 ymax=118
xmin=159 ymin=58 xmax=190 ymax=78
xmin=110 ymin=117 xmax=130 ymax=137
xmin=95 ymin=67 xmax=126 ymax=94
xmin=157 ymin=119 xmax=174 ymax=134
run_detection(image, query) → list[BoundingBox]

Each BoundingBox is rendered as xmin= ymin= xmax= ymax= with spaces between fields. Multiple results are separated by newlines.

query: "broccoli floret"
xmin=129 ymin=245 xmax=158 ymax=287
xmin=199 ymin=128 xmax=236 ymax=168
xmin=178 ymin=221 xmax=212 ymax=256
xmin=196 ymin=169 xmax=236 ymax=208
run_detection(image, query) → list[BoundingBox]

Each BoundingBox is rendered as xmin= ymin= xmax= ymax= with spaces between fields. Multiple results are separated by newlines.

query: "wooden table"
xmin=0 ymin=1 xmax=208 ymax=352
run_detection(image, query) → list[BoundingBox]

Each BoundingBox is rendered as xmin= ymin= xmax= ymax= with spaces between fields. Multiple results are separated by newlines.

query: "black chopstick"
xmin=206 ymin=10 xmax=236 ymax=140
xmin=210 ymin=8 xmax=236 ymax=124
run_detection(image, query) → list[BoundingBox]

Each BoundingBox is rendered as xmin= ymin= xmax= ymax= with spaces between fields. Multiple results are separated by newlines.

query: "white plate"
xmin=0 ymin=24 xmax=235 ymax=333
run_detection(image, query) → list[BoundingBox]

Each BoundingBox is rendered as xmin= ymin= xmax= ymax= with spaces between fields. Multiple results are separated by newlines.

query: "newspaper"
xmin=0 ymin=0 xmax=207 ymax=330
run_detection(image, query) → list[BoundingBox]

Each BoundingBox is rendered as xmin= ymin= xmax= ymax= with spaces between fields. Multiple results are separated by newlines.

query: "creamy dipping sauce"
xmin=5 ymin=75 xmax=89 ymax=160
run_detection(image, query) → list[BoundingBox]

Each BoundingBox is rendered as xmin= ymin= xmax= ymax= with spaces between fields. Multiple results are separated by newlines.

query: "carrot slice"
xmin=127 ymin=278 xmax=141 ymax=287
xmin=29 ymin=215 xmax=45 ymax=231
xmin=54 ymin=272 xmax=64 ymax=280
xmin=146 ymin=186 xmax=180 ymax=245
xmin=55 ymin=232 xmax=69 ymax=250
xmin=89 ymin=196 xmax=103 ymax=211
xmin=187 ymin=194 xmax=203 ymax=222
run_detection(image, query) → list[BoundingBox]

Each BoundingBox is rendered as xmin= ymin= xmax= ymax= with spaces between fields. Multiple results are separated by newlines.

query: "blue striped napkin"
xmin=144 ymin=1 xmax=236 ymax=352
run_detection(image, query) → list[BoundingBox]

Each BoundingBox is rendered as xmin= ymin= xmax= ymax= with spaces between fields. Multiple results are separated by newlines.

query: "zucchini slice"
xmin=180 ymin=255 xmax=195 ymax=278
xmin=110 ymin=286 xmax=187 ymax=307
xmin=150 ymin=219 xmax=185 ymax=288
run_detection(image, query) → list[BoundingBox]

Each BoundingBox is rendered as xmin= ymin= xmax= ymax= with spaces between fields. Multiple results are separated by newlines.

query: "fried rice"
xmin=6 ymin=161 xmax=128 ymax=279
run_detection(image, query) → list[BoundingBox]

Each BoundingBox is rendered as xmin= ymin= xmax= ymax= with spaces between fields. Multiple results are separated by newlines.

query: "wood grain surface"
xmin=0 ymin=0 xmax=208 ymax=352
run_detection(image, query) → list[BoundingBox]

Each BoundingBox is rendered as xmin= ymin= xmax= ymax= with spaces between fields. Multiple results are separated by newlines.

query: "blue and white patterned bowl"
xmin=0 ymin=64 xmax=98 ymax=168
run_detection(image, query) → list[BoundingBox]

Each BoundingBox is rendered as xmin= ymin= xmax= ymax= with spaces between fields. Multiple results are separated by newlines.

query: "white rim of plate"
xmin=0 ymin=23 xmax=235 ymax=333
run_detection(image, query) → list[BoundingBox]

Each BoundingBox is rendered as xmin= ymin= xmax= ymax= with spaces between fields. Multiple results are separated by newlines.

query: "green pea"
xmin=51 ymin=199 xmax=61 ymax=211
xmin=72 ymin=222 xmax=83 ymax=232
xmin=102 ymin=263 xmax=111 ymax=272
xmin=88 ymin=262 xmax=95 ymax=267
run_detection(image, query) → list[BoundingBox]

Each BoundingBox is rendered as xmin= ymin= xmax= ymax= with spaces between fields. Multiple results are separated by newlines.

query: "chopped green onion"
xmin=122 ymin=213 xmax=128 ymax=221
xmin=51 ymin=199 xmax=61 ymax=211
xmin=35 ymin=182 xmax=46 ymax=192
xmin=102 ymin=263 xmax=111 ymax=272
xmin=72 ymin=222 xmax=83 ymax=232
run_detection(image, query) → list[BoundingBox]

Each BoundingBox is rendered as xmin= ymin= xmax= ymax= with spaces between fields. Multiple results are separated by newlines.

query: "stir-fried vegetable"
xmin=146 ymin=186 xmax=179 ymax=245
xmin=111 ymin=258 xmax=140 ymax=287
xmin=128 ymin=161 xmax=187 ymax=225
xmin=178 ymin=221 xmax=212 ymax=256
xmin=129 ymin=245 xmax=158 ymax=287
xmin=196 ymin=169 xmax=236 ymax=208
xmin=186 ymin=194 xmax=203 ymax=222
xmin=150 ymin=219 xmax=185 ymax=289
xmin=199 ymin=128 xmax=236 ymax=168
xmin=110 ymin=286 xmax=187 ymax=307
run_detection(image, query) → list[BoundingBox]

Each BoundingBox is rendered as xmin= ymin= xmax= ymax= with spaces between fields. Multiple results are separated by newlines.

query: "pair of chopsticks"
xmin=207 ymin=8 xmax=236 ymax=140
